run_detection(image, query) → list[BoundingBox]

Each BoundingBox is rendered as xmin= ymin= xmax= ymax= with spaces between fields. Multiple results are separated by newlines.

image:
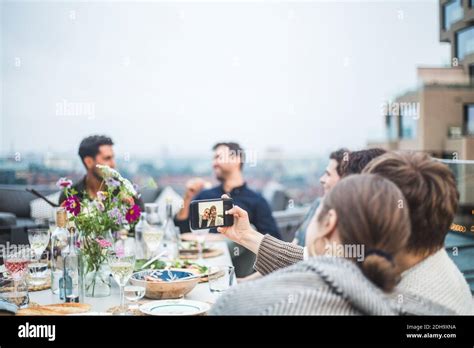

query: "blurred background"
xmin=0 ymin=1 xmax=473 ymax=272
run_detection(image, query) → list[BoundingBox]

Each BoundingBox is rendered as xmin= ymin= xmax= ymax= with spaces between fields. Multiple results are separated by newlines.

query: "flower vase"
xmin=79 ymin=230 xmax=113 ymax=298
xmin=83 ymin=261 xmax=111 ymax=298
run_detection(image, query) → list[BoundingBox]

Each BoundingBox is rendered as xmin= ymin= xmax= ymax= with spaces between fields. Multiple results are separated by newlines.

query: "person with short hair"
xmin=174 ymin=142 xmax=280 ymax=239
xmin=362 ymin=151 xmax=473 ymax=314
xmin=59 ymin=135 xmax=143 ymax=209
xmin=294 ymin=148 xmax=385 ymax=247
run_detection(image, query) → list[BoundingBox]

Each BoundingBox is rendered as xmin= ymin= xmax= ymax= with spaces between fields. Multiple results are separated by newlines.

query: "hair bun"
xmin=360 ymin=254 xmax=400 ymax=292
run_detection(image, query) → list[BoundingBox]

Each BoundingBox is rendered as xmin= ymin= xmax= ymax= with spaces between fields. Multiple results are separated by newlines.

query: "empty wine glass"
xmin=109 ymin=253 xmax=136 ymax=315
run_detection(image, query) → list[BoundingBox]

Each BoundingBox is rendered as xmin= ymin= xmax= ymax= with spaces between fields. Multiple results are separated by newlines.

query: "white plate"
xmin=139 ymin=299 xmax=210 ymax=316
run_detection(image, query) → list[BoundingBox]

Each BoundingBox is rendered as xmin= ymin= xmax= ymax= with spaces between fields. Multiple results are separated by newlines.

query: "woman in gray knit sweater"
xmin=210 ymin=174 xmax=449 ymax=315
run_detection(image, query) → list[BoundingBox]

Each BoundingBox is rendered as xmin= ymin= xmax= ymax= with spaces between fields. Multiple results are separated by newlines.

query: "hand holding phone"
xmin=215 ymin=199 xmax=264 ymax=255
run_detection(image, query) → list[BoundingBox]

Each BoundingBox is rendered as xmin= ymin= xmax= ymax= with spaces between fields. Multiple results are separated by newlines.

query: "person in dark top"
xmin=58 ymin=135 xmax=143 ymax=210
xmin=175 ymin=142 xmax=281 ymax=239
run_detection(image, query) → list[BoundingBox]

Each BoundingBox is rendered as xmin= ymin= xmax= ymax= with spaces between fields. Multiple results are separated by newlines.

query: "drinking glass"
xmin=27 ymin=228 xmax=50 ymax=286
xmin=0 ymin=276 xmax=29 ymax=308
xmin=4 ymin=247 xmax=31 ymax=280
xmin=109 ymin=254 xmax=136 ymax=315
xmin=191 ymin=228 xmax=209 ymax=261
xmin=124 ymin=285 xmax=146 ymax=313
xmin=208 ymin=265 xmax=234 ymax=294
xmin=4 ymin=246 xmax=32 ymax=307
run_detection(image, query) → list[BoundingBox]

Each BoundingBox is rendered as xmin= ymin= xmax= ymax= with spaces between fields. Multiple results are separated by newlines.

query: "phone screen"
xmin=197 ymin=200 xmax=225 ymax=228
xmin=190 ymin=198 xmax=233 ymax=230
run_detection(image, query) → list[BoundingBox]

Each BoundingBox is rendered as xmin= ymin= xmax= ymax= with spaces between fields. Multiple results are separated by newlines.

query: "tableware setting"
xmin=138 ymin=299 xmax=210 ymax=316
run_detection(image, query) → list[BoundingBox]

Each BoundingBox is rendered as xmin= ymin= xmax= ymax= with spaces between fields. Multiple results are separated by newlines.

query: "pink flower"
xmin=125 ymin=204 xmax=141 ymax=223
xmin=64 ymin=196 xmax=81 ymax=216
xmin=95 ymin=238 xmax=112 ymax=249
xmin=56 ymin=178 xmax=72 ymax=189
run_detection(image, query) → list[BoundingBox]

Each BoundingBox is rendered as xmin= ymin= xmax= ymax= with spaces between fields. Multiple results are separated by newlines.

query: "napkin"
xmin=0 ymin=298 xmax=18 ymax=314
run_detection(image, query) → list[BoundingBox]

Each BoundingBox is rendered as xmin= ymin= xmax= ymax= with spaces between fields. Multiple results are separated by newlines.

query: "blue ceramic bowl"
xmin=130 ymin=269 xmax=199 ymax=299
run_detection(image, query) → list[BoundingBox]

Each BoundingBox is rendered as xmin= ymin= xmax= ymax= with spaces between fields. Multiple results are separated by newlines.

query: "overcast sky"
xmin=1 ymin=0 xmax=450 ymax=159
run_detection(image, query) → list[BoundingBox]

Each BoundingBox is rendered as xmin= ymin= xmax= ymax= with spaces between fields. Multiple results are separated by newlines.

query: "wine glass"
xmin=28 ymin=228 xmax=50 ymax=258
xmin=27 ymin=228 xmax=50 ymax=286
xmin=4 ymin=246 xmax=32 ymax=307
xmin=124 ymin=285 xmax=146 ymax=314
xmin=4 ymin=247 xmax=31 ymax=280
xmin=191 ymin=228 xmax=209 ymax=262
xmin=109 ymin=254 xmax=136 ymax=315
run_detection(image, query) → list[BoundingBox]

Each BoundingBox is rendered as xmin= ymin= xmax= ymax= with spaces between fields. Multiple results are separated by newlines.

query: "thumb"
xmin=224 ymin=205 xmax=248 ymax=218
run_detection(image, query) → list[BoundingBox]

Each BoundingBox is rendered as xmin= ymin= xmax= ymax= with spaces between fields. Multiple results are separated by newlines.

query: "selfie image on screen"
xmin=198 ymin=201 xmax=224 ymax=228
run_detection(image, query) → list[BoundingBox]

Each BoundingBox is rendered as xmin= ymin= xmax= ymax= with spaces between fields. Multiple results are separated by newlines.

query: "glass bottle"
xmin=134 ymin=212 xmax=149 ymax=259
xmin=50 ymin=208 xmax=69 ymax=294
xmin=162 ymin=199 xmax=179 ymax=260
xmin=59 ymin=227 xmax=83 ymax=303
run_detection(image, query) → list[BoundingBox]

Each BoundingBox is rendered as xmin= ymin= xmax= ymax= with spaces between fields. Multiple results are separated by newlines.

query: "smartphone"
xmin=189 ymin=198 xmax=234 ymax=230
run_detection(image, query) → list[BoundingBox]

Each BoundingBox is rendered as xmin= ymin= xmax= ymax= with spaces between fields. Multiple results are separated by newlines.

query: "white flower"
xmin=96 ymin=164 xmax=121 ymax=179
xmin=120 ymin=177 xmax=137 ymax=196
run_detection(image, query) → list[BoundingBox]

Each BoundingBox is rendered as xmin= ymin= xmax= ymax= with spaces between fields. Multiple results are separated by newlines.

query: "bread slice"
xmin=17 ymin=307 xmax=65 ymax=316
xmin=17 ymin=303 xmax=91 ymax=316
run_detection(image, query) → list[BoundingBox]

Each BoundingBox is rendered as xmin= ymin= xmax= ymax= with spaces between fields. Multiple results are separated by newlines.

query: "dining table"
xmin=27 ymin=237 xmax=235 ymax=315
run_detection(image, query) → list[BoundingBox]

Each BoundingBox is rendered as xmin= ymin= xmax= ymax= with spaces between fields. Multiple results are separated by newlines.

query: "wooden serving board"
xmin=179 ymin=248 xmax=223 ymax=260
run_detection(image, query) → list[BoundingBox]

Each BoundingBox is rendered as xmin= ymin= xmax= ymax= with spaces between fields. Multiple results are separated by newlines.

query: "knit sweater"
xmin=253 ymin=234 xmax=474 ymax=315
xmin=254 ymin=234 xmax=304 ymax=275
xmin=210 ymin=255 xmax=452 ymax=315
xmin=398 ymin=248 xmax=474 ymax=315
